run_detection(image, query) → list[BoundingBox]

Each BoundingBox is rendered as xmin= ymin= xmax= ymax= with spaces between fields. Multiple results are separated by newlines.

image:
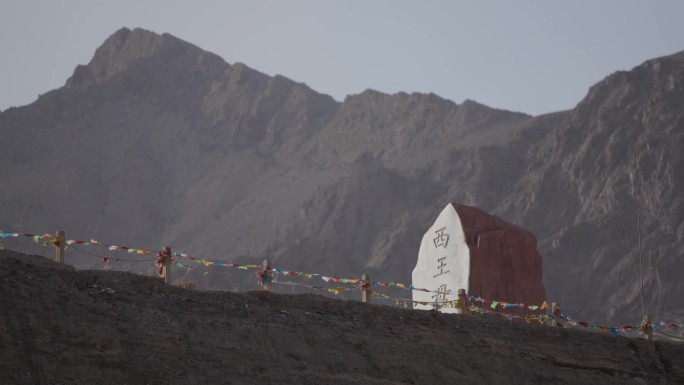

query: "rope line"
xmin=2 ymin=228 xmax=682 ymax=341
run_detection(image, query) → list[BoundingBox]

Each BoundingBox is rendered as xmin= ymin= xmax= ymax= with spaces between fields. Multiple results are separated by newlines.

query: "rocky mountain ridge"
xmin=1 ymin=27 xmax=682 ymax=325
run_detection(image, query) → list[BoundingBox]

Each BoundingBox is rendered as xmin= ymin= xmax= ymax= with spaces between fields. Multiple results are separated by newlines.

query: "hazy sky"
xmin=1 ymin=0 xmax=683 ymax=115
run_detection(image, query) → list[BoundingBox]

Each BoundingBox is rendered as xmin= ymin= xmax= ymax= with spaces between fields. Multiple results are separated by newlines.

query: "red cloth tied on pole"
xmin=155 ymin=247 xmax=172 ymax=277
xmin=258 ymin=266 xmax=273 ymax=286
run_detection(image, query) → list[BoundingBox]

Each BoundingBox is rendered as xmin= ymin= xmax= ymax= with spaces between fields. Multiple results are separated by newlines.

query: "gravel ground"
xmin=1 ymin=250 xmax=682 ymax=385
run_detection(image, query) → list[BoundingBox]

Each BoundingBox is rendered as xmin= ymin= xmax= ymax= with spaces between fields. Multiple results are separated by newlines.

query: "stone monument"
xmin=412 ymin=203 xmax=546 ymax=313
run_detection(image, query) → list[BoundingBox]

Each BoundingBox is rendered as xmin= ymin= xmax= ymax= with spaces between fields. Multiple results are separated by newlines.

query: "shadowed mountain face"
xmin=1 ymin=27 xmax=682 ymax=324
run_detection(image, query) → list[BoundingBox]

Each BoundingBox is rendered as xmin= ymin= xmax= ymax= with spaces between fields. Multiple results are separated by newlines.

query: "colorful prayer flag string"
xmin=2 ymin=228 xmax=682 ymax=336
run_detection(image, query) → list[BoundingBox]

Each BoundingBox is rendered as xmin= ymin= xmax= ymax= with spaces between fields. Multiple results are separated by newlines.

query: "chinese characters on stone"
xmin=433 ymin=227 xmax=450 ymax=278
xmin=432 ymin=284 xmax=449 ymax=302
xmin=433 ymin=227 xmax=449 ymax=248
xmin=433 ymin=256 xmax=450 ymax=278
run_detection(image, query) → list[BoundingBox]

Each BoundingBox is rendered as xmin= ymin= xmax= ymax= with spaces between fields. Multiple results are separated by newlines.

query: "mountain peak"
xmin=571 ymin=48 xmax=684 ymax=117
xmin=66 ymin=27 xmax=218 ymax=88
xmin=109 ymin=26 xmax=134 ymax=45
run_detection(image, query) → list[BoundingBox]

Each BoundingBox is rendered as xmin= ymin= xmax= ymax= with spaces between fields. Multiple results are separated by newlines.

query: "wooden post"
xmin=457 ymin=288 xmax=467 ymax=314
xmin=641 ymin=315 xmax=654 ymax=341
xmin=162 ymin=246 xmax=172 ymax=284
xmin=164 ymin=259 xmax=172 ymax=285
xmin=551 ymin=302 xmax=561 ymax=327
xmin=55 ymin=230 xmax=66 ymax=263
xmin=261 ymin=259 xmax=273 ymax=292
xmin=361 ymin=274 xmax=371 ymax=303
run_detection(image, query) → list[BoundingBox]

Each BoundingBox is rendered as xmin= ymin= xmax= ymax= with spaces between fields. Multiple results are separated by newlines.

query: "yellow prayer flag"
xmin=328 ymin=287 xmax=347 ymax=295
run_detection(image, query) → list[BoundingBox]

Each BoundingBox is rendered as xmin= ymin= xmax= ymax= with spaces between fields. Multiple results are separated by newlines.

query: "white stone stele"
xmin=412 ymin=203 xmax=470 ymax=313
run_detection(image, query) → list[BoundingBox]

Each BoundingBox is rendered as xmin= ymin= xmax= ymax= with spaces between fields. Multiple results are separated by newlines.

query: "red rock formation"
xmin=455 ymin=204 xmax=546 ymax=306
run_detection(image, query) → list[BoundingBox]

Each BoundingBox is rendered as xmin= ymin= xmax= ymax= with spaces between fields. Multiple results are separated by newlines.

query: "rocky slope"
xmin=2 ymin=250 xmax=683 ymax=385
xmin=499 ymin=51 xmax=684 ymax=323
xmin=0 ymin=27 xmax=682 ymax=326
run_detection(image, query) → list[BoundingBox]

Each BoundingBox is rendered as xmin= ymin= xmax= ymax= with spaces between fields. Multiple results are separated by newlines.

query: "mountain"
xmin=2 ymin=250 xmax=683 ymax=384
xmin=1 ymin=27 xmax=682 ymax=325
xmin=501 ymin=52 xmax=684 ymax=323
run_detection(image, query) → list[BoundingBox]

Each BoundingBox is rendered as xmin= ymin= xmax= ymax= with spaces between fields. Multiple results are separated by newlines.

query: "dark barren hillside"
xmin=0 ymin=27 xmax=682 ymax=326
xmin=2 ymin=250 xmax=683 ymax=385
